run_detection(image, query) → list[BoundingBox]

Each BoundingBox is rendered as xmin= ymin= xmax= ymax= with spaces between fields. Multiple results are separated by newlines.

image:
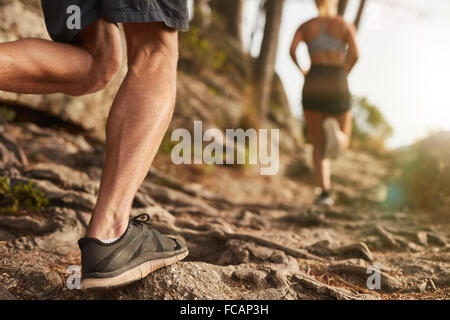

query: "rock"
xmin=0 ymin=166 xmax=21 ymax=180
xmin=141 ymin=182 xmax=218 ymax=216
xmin=232 ymin=268 xmax=268 ymax=289
xmin=13 ymin=236 xmax=36 ymax=250
xmin=33 ymin=207 xmax=86 ymax=255
xmin=322 ymin=208 xmax=362 ymax=221
xmin=0 ymin=128 xmax=28 ymax=168
xmin=291 ymin=272 xmax=380 ymax=300
xmin=434 ymin=271 xmax=450 ymax=287
xmin=235 ymin=210 xmax=268 ymax=230
xmin=417 ymin=281 xmax=428 ymax=292
xmin=88 ymin=262 xmax=238 ymax=300
xmin=402 ymin=264 xmax=434 ymax=276
xmin=241 ymin=287 xmax=298 ymax=300
xmin=2 ymin=260 xmax=64 ymax=298
xmin=76 ymin=212 xmax=92 ymax=229
xmin=307 ymin=241 xmax=374 ymax=263
xmin=0 ymin=286 xmax=16 ymax=300
xmin=327 ymin=263 xmax=403 ymax=293
xmin=11 ymin=177 xmax=96 ymax=211
xmin=26 ymin=162 xmax=99 ymax=194
xmin=0 ymin=229 xmax=15 ymax=241
xmin=334 ymin=242 xmax=374 ymax=263
xmin=18 ymin=268 xmax=63 ymax=298
xmin=0 ymin=215 xmax=56 ymax=234
xmin=216 ymin=239 xmax=298 ymax=269
xmin=427 ymin=232 xmax=448 ymax=247
xmin=306 ymin=240 xmax=335 ymax=256
xmin=373 ymin=225 xmax=399 ymax=249
xmin=133 ymin=191 xmax=156 ymax=208
xmin=267 ymin=269 xmax=289 ymax=288
xmin=416 ymin=232 xmax=428 ymax=246
xmin=49 ymin=192 xmax=96 ymax=212
xmin=280 ymin=209 xmax=328 ymax=227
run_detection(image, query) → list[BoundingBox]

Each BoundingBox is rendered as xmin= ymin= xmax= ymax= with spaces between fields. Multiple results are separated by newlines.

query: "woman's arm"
xmin=345 ymin=23 xmax=359 ymax=74
xmin=290 ymin=26 xmax=307 ymax=76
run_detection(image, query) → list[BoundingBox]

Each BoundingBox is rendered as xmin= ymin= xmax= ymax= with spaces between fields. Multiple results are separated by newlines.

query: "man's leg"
xmin=0 ymin=18 xmax=122 ymax=96
xmin=87 ymin=22 xmax=178 ymax=240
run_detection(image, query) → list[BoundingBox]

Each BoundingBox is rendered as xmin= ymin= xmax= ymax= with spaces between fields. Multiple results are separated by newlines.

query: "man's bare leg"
xmin=87 ymin=22 xmax=178 ymax=240
xmin=0 ymin=18 xmax=122 ymax=96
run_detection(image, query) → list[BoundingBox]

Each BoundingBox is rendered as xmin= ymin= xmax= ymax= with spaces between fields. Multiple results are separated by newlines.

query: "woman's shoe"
xmin=314 ymin=190 xmax=334 ymax=207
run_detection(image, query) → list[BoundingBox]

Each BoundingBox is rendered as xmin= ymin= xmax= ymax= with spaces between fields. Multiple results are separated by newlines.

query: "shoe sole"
xmin=81 ymin=250 xmax=189 ymax=290
xmin=315 ymin=198 xmax=335 ymax=207
xmin=323 ymin=119 xmax=341 ymax=160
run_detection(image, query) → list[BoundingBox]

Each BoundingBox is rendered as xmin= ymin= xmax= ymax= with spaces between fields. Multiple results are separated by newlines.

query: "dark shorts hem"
xmin=302 ymin=106 xmax=351 ymax=115
xmin=302 ymin=95 xmax=351 ymax=114
xmin=68 ymin=10 xmax=104 ymax=42
xmin=105 ymin=10 xmax=189 ymax=31
xmin=41 ymin=0 xmax=189 ymax=43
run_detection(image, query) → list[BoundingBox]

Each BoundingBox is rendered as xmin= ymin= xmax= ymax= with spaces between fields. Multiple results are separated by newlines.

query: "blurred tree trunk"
xmin=354 ymin=0 xmax=367 ymax=29
xmin=192 ymin=0 xmax=211 ymax=28
xmin=210 ymin=0 xmax=245 ymax=44
xmin=254 ymin=0 xmax=284 ymax=121
xmin=338 ymin=0 xmax=349 ymax=16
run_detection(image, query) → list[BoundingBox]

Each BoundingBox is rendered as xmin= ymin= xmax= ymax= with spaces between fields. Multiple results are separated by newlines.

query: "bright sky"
xmin=241 ymin=0 xmax=450 ymax=147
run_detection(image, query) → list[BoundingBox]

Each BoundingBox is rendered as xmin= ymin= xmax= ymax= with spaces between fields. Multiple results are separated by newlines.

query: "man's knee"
xmin=69 ymin=54 xmax=122 ymax=96
xmin=125 ymin=23 xmax=179 ymax=73
xmin=127 ymin=43 xmax=178 ymax=77
xmin=89 ymin=55 xmax=122 ymax=92
xmin=68 ymin=19 xmax=123 ymax=96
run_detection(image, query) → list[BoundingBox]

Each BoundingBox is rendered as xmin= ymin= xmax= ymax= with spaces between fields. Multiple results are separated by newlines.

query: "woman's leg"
xmin=304 ymin=109 xmax=331 ymax=191
xmin=330 ymin=110 xmax=352 ymax=151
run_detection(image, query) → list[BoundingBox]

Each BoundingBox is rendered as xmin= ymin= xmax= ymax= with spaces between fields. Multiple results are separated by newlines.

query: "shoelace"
xmin=131 ymin=213 xmax=151 ymax=226
xmin=131 ymin=213 xmax=179 ymax=250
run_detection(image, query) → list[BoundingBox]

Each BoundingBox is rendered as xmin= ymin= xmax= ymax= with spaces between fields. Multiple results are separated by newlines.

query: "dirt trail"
xmin=0 ymin=122 xmax=448 ymax=300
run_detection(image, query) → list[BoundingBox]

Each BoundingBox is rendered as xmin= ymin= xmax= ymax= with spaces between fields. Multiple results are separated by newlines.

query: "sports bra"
xmin=307 ymin=20 xmax=347 ymax=54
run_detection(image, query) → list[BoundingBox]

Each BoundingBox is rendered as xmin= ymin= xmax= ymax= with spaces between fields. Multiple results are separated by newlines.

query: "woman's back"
xmin=301 ymin=16 xmax=352 ymax=67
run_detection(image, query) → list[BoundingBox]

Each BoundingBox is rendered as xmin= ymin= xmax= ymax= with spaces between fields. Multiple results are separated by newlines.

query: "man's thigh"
xmin=41 ymin=0 xmax=188 ymax=44
xmin=101 ymin=0 xmax=188 ymax=31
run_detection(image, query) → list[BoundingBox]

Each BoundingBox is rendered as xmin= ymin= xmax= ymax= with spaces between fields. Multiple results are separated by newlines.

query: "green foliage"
xmin=181 ymin=27 xmax=227 ymax=71
xmin=0 ymin=106 xmax=16 ymax=123
xmin=351 ymin=96 xmax=393 ymax=156
xmin=0 ymin=177 xmax=49 ymax=214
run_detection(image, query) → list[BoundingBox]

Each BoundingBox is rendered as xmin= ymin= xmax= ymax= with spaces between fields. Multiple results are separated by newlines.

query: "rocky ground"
xmin=0 ymin=121 xmax=448 ymax=300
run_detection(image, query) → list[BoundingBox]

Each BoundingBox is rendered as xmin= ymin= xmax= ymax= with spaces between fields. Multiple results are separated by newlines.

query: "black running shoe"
xmin=314 ymin=190 xmax=335 ymax=207
xmin=78 ymin=213 xmax=188 ymax=290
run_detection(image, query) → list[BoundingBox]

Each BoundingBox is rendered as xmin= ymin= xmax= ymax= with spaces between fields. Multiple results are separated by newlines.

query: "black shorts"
xmin=302 ymin=65 xmax=351 ymax=115
xmin=41 ymin=0 xmax=189 ymax=43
